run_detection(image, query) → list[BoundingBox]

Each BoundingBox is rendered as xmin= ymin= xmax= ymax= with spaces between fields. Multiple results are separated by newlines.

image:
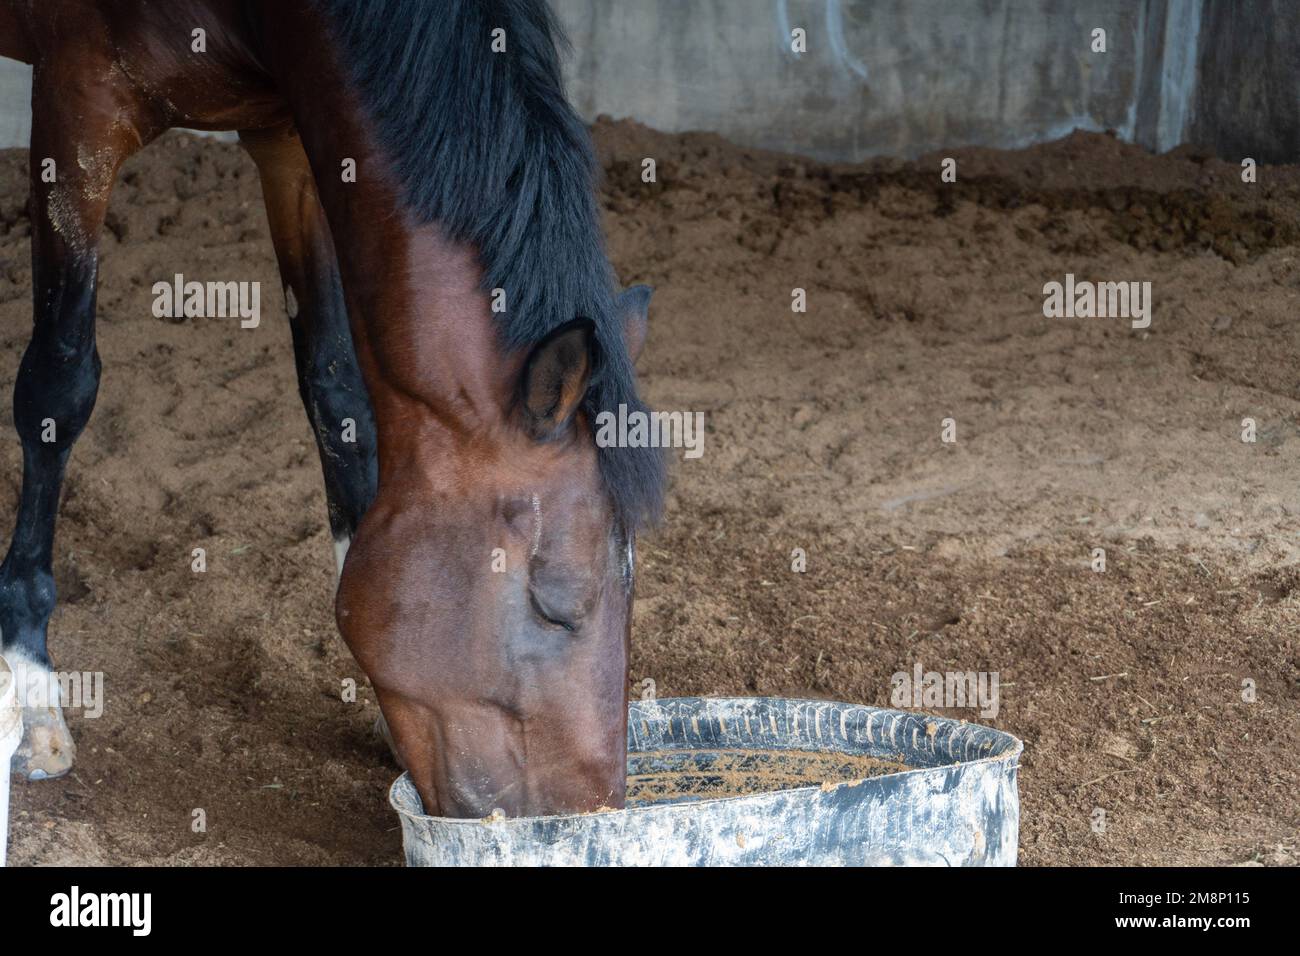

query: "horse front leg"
xmin=238 ymin=124 xmax=378 ymax=582
xmin=238 ymin=124 xmax=387 ymax=755
xmin=0 ymin=60 xmax=148 ymax=779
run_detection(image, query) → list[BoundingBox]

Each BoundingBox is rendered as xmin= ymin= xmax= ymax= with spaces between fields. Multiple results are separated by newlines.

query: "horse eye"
xmin=528 ymin=590 xmax=577 ymax=632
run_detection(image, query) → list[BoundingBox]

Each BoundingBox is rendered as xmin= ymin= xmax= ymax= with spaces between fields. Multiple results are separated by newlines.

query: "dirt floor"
xmin=2 ymin=120 xmax=1297 ymax=866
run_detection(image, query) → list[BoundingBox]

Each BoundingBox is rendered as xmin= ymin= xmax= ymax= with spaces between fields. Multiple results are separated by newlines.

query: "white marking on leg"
xmin=333 ymin=535 xmax=351 ymax=588
xmin=4 ymin=645 xmax=59 ymax=713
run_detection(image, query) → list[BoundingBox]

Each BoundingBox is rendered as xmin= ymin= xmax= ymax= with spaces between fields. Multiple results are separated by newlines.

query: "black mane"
xmin=315 ymin=0 xmax=664 ymax=528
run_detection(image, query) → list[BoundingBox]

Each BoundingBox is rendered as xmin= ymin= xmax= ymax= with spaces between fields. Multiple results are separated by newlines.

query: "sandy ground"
xmin=1 ymin=121 xmax=1296 ymax=866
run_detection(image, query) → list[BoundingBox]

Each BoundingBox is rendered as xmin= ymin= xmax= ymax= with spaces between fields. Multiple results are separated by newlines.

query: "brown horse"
xmin=0 ymin=0 xmax=663 ymax=818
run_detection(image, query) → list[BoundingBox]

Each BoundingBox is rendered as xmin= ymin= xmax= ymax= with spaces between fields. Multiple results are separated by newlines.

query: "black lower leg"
xmin=0 ymin=259 xmax=101 ymax=661
xmin=239 ymin=125 xmax=376 ymax=545
xmin=289 ymin=272 xmax=377 ymax=542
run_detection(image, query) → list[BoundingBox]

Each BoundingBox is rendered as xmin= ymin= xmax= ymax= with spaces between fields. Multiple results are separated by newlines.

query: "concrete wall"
xmin=557 ymin=0 xmax=1201 ymax=161
xmin=1191 ymin=0 xmax=1300 ymax=163
xmin=0 ymin=0 xmax=1291 ymax=162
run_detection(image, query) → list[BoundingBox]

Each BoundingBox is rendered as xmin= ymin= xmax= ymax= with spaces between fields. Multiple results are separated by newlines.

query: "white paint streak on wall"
xmin=1158 ymin=0 xmax=1203 ymax=152
xmin=825 ymin=0 xmax=870 ymax=83
xmin=773 ymin=0 xmax=794 ymax=56
xmin=775 ymin=0 xmax=871 ymax=81
xmin=1120 ymin=0 xmax=1149 ymax=144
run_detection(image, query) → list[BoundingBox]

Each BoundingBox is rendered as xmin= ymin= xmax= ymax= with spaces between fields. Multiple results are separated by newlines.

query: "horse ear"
xmin=617 ymin=285 xmax=653 ymax=362
xmin=519 ymin=318 xmax=597 ymax=440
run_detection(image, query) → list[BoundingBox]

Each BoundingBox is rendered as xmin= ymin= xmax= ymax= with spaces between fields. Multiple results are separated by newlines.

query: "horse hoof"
xmin=374 ymin=712 xmax=406 ymax=770
xmin=12 ymin=706 xmax=77 ymax=780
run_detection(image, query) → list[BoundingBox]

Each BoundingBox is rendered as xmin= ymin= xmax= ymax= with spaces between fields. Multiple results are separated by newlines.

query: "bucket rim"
xmin=388 ymin=696 xmax=1023 ymax=827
